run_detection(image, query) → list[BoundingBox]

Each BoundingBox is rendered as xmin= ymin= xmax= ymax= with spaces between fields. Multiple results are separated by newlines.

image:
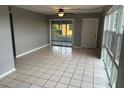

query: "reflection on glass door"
xmin=51 ymin=20 xmax=73 ymax=47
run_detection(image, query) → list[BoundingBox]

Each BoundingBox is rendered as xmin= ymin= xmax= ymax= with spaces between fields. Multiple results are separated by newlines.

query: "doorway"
xmin=81 ymin=18 xmax=99 ymax=48
xmin=50 ymin=19 xmax=74 ymax=47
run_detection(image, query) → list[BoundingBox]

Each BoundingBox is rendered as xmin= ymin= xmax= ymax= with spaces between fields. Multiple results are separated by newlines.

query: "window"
xmin=102 ymin=6 xmax=124 ymax=88
xmin=115 ymin=8 xmax=124 ymax=63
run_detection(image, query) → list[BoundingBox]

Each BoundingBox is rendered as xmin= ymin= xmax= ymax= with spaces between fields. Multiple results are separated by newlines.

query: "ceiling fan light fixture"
xmin=58 ymin=9 xmax=64 ymax=17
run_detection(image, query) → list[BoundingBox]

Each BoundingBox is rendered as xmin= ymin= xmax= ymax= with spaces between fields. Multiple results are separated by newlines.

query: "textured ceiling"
xmin=14 ymin=5 xmax=106 ymax=15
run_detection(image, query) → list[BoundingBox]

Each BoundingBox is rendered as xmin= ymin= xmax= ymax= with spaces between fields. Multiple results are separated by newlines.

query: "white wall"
xmin=0 ymin=6 xmax=15 ymax=76
xmin=12 ymin=7 xmax=49 ymax=56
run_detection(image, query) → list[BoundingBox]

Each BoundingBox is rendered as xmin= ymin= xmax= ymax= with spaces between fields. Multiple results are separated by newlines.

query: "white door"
xmin=81 ymin=18 xmax=98 ymax=48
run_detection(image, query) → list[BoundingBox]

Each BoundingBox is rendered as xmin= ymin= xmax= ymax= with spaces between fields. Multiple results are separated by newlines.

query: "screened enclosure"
xmin=101 ymin=6 xmax=124 ymax=87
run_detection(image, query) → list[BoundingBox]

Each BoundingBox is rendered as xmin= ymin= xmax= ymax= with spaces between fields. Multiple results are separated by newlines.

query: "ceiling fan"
xmin=57 ymin=9 xmax=65 ymax=17
xmin=57 ymin=6 xmax=105 ymax=17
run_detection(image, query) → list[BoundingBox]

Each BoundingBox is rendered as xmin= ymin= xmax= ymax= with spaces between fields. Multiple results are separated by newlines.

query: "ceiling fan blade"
xmin=64 ymin=12 xmax=75 ymax=16
xmin=62 ymin=6 xmax=105 ymax=11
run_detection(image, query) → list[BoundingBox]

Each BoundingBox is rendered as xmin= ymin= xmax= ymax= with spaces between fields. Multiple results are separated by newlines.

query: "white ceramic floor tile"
xmin=34 ymin=78 xmax=47 ymax=87
xmin=84 ymin=71 xmax=93 ymax=77
xmin=24 ymin=70 xmax=36 ymax=76
xmin=44 ymin=80 xmax=57 ymax=88
xmin=0 ymin=46 xmax=110 ymax=88
xmin=0 ymin=85 xmax=6 ymax=88
xmin=72 ymin=74 xmax=83 ymax=80
xmin=68 ymin=85 xmax=79 ymax=88
xmin=74 ymin=70 xmax=83 ymax=75
xmin=40 ymin=73 xmax=52 ymax=80
xmin=16 ymin=82 xmax=31 ymax=88
xmin=49 ymin=75 xmax=61 ymax=82
xmin=0 ymin=78 xmax=13 ymax=85
xmin=25 ymin=77 xmax=38 ymax=84
xmin=63 ymin=72 xmax=73 ymax=78
xmin=81 ymin=81 xmax=93 ymax=88
xmin=94 ymin=77 xmax=107 ymax=86
xmin=56 ymin=83 xmax=68 ymax=88
xmin=59 ymin=77 xmax=71 ymax=84
xmin=30 ymin=84 xmax=41 ymax=88
xmin=16 ymin=74 xmax=29 ymax=81
xmin=83 ymin=75 xmax=93 ymax=83
xmin=6 ymin=80 xmax=23 ymax=88
xmin=94 ymin=84 xmax=106 ymax=88
xmin=31 ymin=71 xmax=43 ymax=78
xmin=69 ymin=79 xmax=82 ymax=87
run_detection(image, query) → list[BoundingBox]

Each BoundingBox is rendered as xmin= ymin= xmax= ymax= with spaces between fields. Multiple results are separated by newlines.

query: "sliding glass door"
xmin=51 ymin=20 xmax=73 ymax=47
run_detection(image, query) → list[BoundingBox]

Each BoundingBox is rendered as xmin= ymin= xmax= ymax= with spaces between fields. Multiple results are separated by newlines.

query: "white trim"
xmin=16 ymin=44 xmax=50 ymax=58
xmin=49 ymin=20 xmax=52 ymax=45
xmin=49 ymin=19 xmax=74 ymax=47
xmin=73 ymin=46 xmax=82 ymax=48
xmin=0 ymin=68 xmax=16 ymax=79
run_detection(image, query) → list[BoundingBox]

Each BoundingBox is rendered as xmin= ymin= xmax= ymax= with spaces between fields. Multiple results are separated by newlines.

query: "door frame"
xmin=81 ymin=18 xmax=99 ymax=48
xmin=8 ymin=6 xmax=16 ymax=59
xmin=49 ymin=19 xmax=74 ymax=47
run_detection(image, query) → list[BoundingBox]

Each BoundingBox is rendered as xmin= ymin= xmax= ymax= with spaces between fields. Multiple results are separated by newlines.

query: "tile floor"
xmin=0 ymin=46 xmax=110 ymax=88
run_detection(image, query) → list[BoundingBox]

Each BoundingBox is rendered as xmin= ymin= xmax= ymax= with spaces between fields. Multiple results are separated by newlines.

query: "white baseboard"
xmin=73 ymin=46 xmax=82 ymax=48
xmin=0 ymin=68 xmax=16 ymax=79
xmin=16 ymin=44 xmax=50 ymax=58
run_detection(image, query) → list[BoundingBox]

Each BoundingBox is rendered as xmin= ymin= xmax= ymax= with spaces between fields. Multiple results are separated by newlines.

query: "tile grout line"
xmin=67 ymin=49 xmax=82 ymax=88
xmin=54 ymin=53 xmax=76 ymax=88
xmin=40 ymin=56 xmax=67 ymax=87
xmin=41 ymin=51 xmax=72 ymax=88
xmin=29 ymin=51 xmax=66 ymax=87
xmin=4 ymin=53 xmax=64 ymax=88
xmin=52 ymin=49 xmax=80 ymax=87
xmin=22 ymin=48 xmax=71 ymax=88
xmin=0 ymin=47 xmax=108 ymax=88
xmin=80 ymin=49 xmax=88 ymax=88
xmin=93 ymin=51 xmax=95 ymax=88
